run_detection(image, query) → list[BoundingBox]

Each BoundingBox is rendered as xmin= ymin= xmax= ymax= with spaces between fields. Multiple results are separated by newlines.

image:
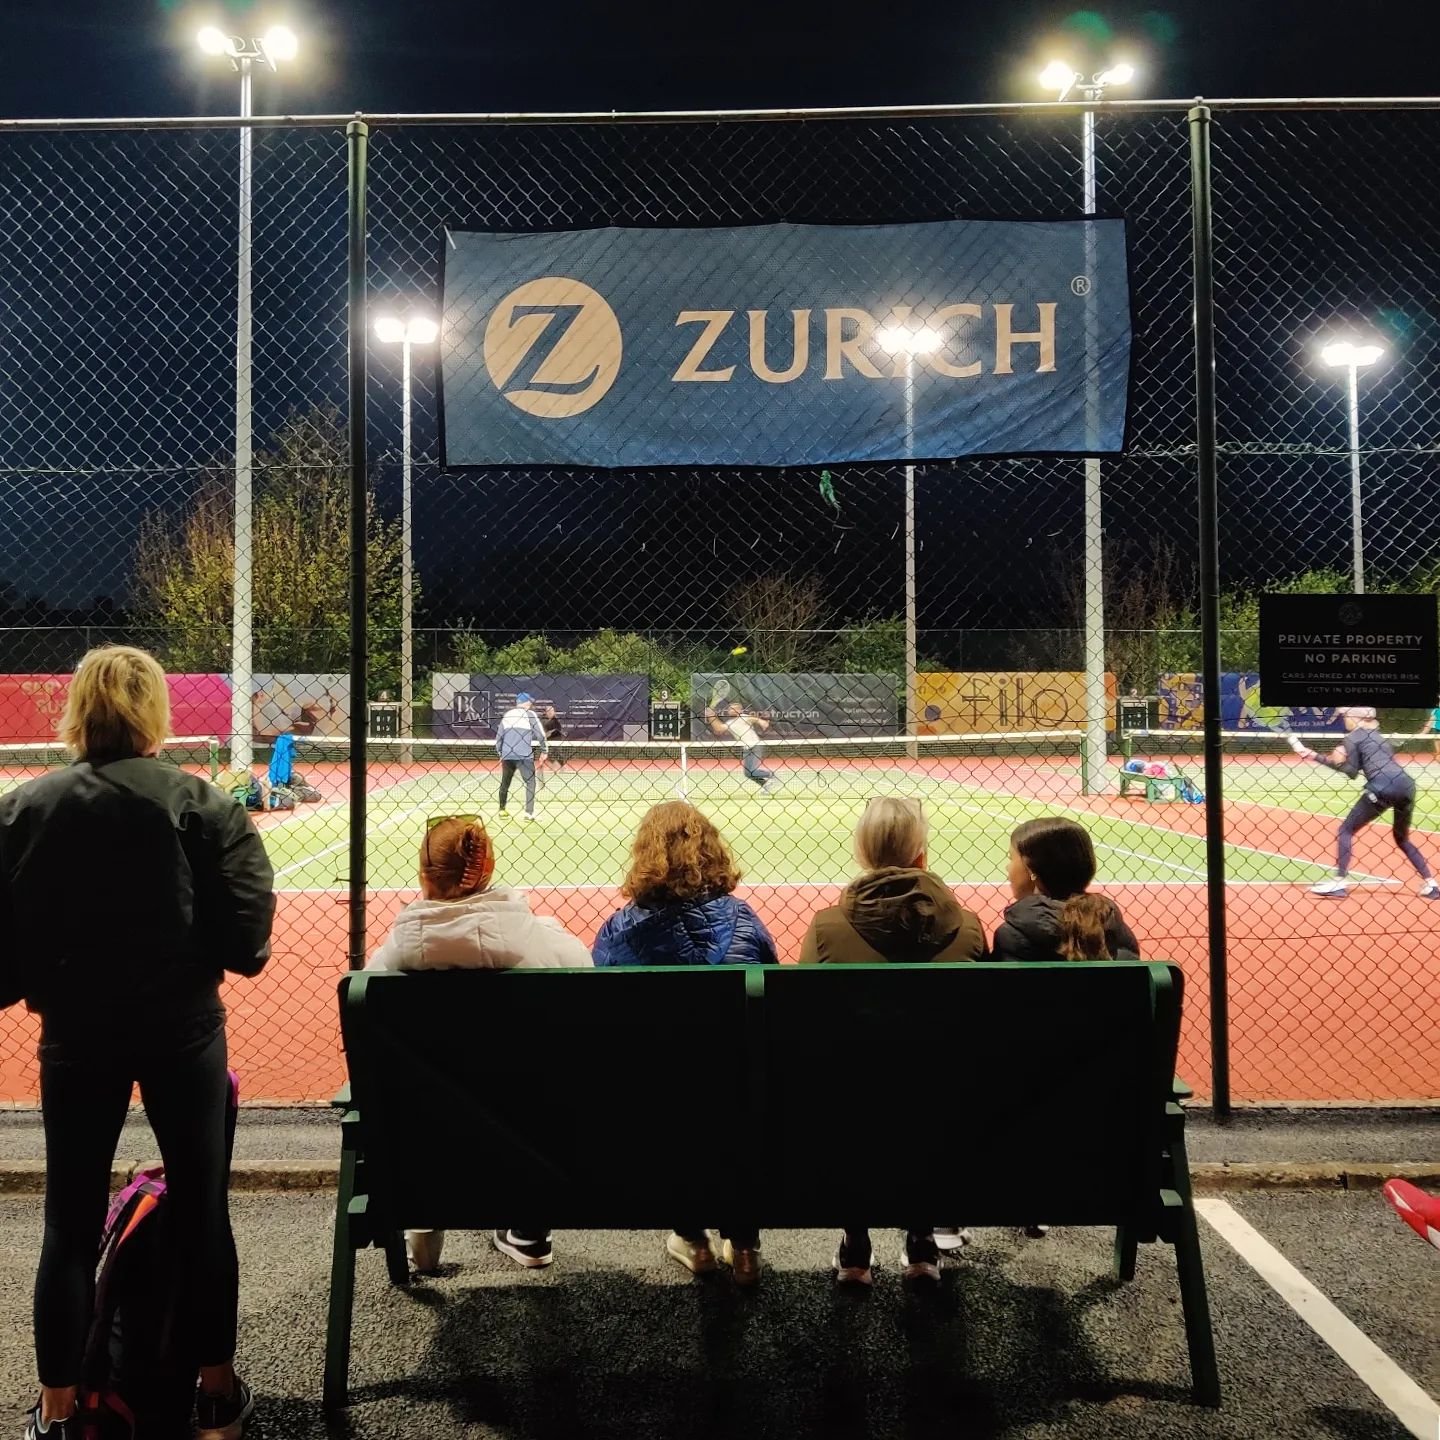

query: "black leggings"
xmin=1338 ymin=790 xmax=1432 ymax=880
xmin=34 ymin=1013 xmax=238 ymax=1387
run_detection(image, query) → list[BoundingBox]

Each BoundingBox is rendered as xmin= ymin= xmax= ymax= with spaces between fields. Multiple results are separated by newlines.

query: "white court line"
xmin=1197 ymin=1198 xmax=1440 ymax=1440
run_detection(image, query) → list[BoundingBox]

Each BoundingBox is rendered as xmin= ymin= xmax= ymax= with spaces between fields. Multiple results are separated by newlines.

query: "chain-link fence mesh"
xmin=0 ymin=106 xmax=1435 ymax=1105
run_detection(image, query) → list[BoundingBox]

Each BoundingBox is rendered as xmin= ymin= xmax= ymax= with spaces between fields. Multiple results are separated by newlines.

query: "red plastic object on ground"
xmin=1382 ymin=1178 xmax=1440 ymax=1251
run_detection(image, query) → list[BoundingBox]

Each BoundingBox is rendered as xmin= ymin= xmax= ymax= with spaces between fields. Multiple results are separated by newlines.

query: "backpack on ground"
xmin=78 ymin=1073 xmax=240 ymax=1439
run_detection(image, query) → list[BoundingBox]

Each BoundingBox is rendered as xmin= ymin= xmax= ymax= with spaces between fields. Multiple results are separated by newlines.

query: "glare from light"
xmin=373 ymin=316 xmax=407 ymax=344
xmin=406 ymin=317 xmax=440 ymax=345
xmin=1321 ymin=341 xmax=1385 ymax=369
xmin=878 ymin=325 xmax=942 ymax=356
xmin=1097 ymin=61 xmax=1136 ymax=87
xmin=197 ymin=26 xmax=231 ymax=56
xmin=1039 ymin=60 xmax=1078 ymax=93
xmin=262 ymin=25 xmax=299 ymax=61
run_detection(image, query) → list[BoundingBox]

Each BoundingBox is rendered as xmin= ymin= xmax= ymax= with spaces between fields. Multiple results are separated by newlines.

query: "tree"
xmin=132 ymin=405 xmax=405 ymax=695
xmin=727 ymin=572 xmax=828 ymax=673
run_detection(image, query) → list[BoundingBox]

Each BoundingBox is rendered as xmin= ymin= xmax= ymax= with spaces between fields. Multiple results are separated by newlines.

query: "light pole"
xmin=1041 ymin=58 xmax=1134 ymax=791
xmin=197 ymin=23 xmax=299 ymax=770
xmin=879 ymin=323 xmax=942 ymax=750
xmin=1320 ymin=340 xmax=1385 ymax=594
xmin=374 ymin=315 xmax=439 ymax=739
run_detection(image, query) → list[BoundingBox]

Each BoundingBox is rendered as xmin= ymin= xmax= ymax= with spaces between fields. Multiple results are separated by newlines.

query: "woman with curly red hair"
xmin=592 ymin=801 xmax=775 ymax=1284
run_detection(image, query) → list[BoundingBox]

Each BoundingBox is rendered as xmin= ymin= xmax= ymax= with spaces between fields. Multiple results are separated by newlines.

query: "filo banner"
xmin=439 ymin=219 xmax=1131 ymax=467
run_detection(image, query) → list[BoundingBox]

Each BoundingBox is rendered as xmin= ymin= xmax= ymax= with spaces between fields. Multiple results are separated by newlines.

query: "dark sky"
xmin=6 ymin=0 xmax=1439 ymax=119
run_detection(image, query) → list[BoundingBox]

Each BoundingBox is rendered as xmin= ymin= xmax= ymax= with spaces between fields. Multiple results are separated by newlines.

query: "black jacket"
xmin=991 ymin=894 xmax=1140 ymax=964
xmin=0 ymin=757 xmax=275 ymax=1028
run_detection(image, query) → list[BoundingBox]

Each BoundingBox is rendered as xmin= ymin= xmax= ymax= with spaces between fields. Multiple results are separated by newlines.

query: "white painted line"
xmin=1197 ymin=1198 xmax=1440 ymax=1440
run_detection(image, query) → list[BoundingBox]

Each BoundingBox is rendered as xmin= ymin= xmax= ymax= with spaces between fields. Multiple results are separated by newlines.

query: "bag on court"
xmin=229 ymin=776 xmax=263 ymax=812
xmin=78 ymin=1073 xmax=240 ymax=1439
xmin=266 ymin=785 xmax=297 ymax=811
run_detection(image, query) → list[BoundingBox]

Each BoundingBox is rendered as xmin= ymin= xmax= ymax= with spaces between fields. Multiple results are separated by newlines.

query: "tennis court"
xmin=1 ymin=731 xmax=1436 ymax=1104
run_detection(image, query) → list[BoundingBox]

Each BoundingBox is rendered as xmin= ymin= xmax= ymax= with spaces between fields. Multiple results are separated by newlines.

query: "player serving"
xmin=1289 ymin=706 xmax=1439 ymax=899
xmin=705 ymin=700 xmax=777 ymax=793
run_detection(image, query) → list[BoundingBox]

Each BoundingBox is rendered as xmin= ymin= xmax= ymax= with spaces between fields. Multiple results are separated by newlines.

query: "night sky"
xmin=3 ymin=1 xmax=1439 ymax=645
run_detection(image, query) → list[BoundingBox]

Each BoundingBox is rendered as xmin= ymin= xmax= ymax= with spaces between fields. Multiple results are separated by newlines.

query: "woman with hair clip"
xmin=368 ymin=815 xmax=591 ymax=1274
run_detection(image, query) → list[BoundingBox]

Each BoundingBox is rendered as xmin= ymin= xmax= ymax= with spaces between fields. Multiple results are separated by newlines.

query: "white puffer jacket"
xmin=367 ymin=885 xmax=592 ymax=972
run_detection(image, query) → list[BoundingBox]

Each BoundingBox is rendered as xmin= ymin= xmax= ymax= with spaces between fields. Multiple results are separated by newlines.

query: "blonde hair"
xmin=59 ymin=645 xmax=170 ymax=761
xmin=622 ymin=801 xmax=741 ymax=908
xmin=854 ymin=796 xmax=928 ymax=870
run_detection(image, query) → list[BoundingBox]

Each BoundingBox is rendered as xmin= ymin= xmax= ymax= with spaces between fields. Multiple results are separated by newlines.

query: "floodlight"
xmin=406 ymin=317 xmax=440 ymax=345
xmin=1097 ymin=62 xmax=1135 ymax=87
xmin=1039 ymin=61 xmax=1078 ymax=93
xmin=262 ymin=25 xmax=299 ymax=61
xmin=373 ymin=317 xmax=407 ymax=344
xmin=197 ymin=26 xmax=231 ymax=55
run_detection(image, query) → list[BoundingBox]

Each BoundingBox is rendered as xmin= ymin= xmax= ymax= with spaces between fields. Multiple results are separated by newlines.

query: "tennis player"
xmin=704 ymin=701 xmax=776 ymax=792
xmin=1291 ymin=707 xmax=1439 ymax=898
xmin=495 ymin=693 xmax=548 ymax=822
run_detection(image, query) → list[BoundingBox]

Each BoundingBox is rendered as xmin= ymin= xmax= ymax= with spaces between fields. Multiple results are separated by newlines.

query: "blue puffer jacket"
xmin=592 ymin=893 xmax=778 ymax=968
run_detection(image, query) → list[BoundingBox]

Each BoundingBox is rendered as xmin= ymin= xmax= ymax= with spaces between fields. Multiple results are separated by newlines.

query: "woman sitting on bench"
xmin=369 ymin=816 xmax=591 ymax=1274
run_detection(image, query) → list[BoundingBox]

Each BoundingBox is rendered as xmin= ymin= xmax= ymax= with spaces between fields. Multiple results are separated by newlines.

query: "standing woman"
xmin=0 ymin=647 xmax=274 ymax=1440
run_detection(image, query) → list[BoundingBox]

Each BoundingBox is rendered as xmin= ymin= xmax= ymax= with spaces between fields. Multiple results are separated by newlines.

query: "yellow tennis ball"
xmin=731 ymin=646 xmax=748 ymax=656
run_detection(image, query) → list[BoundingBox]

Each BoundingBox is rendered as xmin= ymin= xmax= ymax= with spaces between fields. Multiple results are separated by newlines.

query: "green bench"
xmin=325 ymin=962 xmax=1218 ymax=1409
xmin=1118 ymin=768 xmax=1185 ymax=801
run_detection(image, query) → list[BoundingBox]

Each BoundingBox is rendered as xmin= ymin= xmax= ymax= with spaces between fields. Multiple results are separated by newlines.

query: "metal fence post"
xmin=347 ymin=118 xmax=370 ymax=971
xmin=1189 ymin=102 xmax=1230 ymax=1118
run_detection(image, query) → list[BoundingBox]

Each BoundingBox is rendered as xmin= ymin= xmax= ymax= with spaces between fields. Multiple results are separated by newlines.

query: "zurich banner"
xmin=439 ymin=220 xmax=1132 ymax=468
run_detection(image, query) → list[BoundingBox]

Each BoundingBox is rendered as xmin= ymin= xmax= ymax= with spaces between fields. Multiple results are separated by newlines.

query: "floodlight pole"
xmin=401 ymin=336 xmax=414 ymax=735
xmin=1080 ymin=92 xmax=1107 ymax=794
xmin=1345 ymin=362 xmax=1365 ymax=594
xmin=903 ymin=351 xmax=918 ymax=758
xmin=231 ymin=56 xmax=254 ymax=771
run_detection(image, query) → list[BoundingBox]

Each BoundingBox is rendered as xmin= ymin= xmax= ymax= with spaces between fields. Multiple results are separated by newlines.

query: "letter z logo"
xmin=483 ymin=277 xmax=622 ymax=418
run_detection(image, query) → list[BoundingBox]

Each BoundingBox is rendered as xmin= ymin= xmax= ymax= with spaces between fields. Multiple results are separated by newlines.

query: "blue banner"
xmin=1156 ymin=674 xmax=1343 ymax=733
xmin=440 ymin=220 xmax=1131 ymax=467
xmin=431 ymin=673 xmax=650 ymax=741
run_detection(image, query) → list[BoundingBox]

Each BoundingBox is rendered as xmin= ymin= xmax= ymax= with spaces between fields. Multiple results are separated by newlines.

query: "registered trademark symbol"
xmin=1071 ymin=275 xmax=1091 ymax=296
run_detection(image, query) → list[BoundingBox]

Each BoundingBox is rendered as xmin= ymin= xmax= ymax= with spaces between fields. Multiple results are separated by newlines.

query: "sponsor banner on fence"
xmin=689 ymin=674 xmax=897 ymax=739
xmin=441 ymin=219 xmax=1132 ymax=467
xmin=432 ymin=674 xmax=649 ymax=741
xmin=917 ymin=671 xmax=1117 ymax=734
xmin=0 ymin=673 xmax=231 ymax=745
xmin=250 ymin=675 xmax=349 ymax=743
xmin=1156 ymin=673 xmax=1343 ymax=732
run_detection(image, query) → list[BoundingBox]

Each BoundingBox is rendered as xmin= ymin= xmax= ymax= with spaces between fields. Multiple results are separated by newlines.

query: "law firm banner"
xmin=440 ymin=219 xmax=1131 ymax=467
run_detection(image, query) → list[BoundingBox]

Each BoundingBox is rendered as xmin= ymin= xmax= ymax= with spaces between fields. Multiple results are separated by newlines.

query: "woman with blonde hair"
xmin=593 ymin=801 xmax=775 ymax=1284
xmin=0 ymin=646 xmax=273 ymax=1440
xmin=800 ymin=796 xmax=983 ymax=1287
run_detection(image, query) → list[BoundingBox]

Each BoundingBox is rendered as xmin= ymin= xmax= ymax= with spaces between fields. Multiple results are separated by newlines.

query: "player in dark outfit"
xmin=1294 ymin=706 xmax=1439 ymax=899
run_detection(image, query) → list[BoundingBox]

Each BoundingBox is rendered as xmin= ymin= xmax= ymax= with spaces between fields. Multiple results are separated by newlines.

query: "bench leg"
xmin=324 ymin=1147 xmax=360 ymax=1410
xmin=384 ymin=1231 xmax=411 ymax=1287
xmin=1168 ymin=1132 xmax=1221 ymax=1407
xmin=1113 ymin=1225 xmax=1138 ymax=1282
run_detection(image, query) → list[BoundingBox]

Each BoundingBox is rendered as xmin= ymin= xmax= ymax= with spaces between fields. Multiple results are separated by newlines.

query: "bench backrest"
xmin=339 ymin=961 xmax=1181 ymax=1230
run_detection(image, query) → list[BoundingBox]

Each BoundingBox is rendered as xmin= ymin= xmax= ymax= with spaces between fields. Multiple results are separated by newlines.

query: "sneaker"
xmin=518 ymin=811 xmax=535 ymax=823
xmin=1420 ymin=879 xmax=1440 ymax=899
xmin=899 ymin=1237 xmax=942 ymax=1284
xmin=24 ymin=1410 xmax=78 ymax=1440
xmin=666 ymin=1231 xmax=717 ymax=1274
xmin=195 ymin=1377 xmax=255 ymax=1440
xmin=1024 ymin=1224 xmax=1051 ymax=1239
xmin=719 ymin=1237 xmax=762 ymax=1287
xmin=492 ymin=1229 xmax=554 ymax=1268
xmin=833 ymin=1235 xmax=874 ymax=1285
xmin=933 ymin=1227 xmax=973 ymax=1253
xmin=1310 ymin=877 xmax=1348 ymax=896
xmin=406 ymin=1228 xmax=446 ymax=1274
xmin=761 ymin=779 xmax=780 ymax=794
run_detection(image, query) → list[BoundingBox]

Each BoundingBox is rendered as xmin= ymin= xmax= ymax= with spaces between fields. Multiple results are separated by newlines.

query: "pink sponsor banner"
xmin=0 ymin=674 xmax=230 ymax=744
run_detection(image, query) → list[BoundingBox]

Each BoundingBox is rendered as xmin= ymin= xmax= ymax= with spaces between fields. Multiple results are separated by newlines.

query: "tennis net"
xmin=0 ymin=736 xmax=221 ymax=787
xmin=1123 ymin=728 xmax=1440 ymax=762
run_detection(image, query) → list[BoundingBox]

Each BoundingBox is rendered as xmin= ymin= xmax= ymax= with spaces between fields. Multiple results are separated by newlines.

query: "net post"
xmin=209 ymin=736 xmax=220 ymax=783
xmin=1079 ymin=733 xmax=1090 ymax=794
xmin=679 ymin=742 xmax=688 ymax=799
xmin=1190 ymin=102 xmax=1230 ymax=1121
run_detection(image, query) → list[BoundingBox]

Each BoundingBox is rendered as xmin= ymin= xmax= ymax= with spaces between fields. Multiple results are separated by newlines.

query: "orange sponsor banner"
xmin=916 ymin=671 xmax=1116 ymax=734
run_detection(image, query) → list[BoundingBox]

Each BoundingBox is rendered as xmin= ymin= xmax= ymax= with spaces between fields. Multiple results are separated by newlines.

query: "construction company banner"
xmin=440 ymin=219 xmax=1132 ymax=467
xmin=250 ymin=675 xmax=349 ymax=743
xmin=689 ymin=673 xmax=897 ymax=739
xmin=1156 ymin=674 xmax=1343 ymax=733
xmin=916 ymin=672 xmax=1117 ymax=734
xmin=432 ymin=673 xmax=649 ymax=741
xmin=0 ymin=673 xmax=231 ymax=745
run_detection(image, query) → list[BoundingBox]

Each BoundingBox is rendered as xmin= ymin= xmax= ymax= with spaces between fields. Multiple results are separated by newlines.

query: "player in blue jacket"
xmin=1293 ymin=707 xmax=1439 ymax=899
xmin=495 ymin=693 xmax=548 ymax=821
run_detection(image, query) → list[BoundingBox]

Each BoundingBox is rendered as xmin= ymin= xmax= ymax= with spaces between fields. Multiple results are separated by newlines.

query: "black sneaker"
xmin=195 ymin=1377 xmax=255 ymax=1440
xmin=833 ymin=1233 xmax=874 ymax=1285
xmin=24 ymin=1408 xmax=77 ymax=1440
xmin=492 ymin=1229 xmax=554 ymax=1268
xmin=899 ymin=1235 xmax=942 ymax=1284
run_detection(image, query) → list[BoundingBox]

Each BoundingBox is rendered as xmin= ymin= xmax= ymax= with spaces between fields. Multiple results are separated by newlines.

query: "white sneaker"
xmin=1420 ymin=879 xmax=1440 ymax=900
xmin=518 ymin=811 xmax=536 ymax=823
xmin=666 ymin=1232 xmax=717 ymax=1274
xmin=933 ymin=1228 xmax=973 ymax=1253
xmin=1310 ymin=877 xmax=1348 ymax=896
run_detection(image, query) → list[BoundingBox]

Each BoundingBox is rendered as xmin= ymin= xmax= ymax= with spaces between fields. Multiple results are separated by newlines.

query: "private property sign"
xmin=1258 ymin=593 xmax=1438 ymax=707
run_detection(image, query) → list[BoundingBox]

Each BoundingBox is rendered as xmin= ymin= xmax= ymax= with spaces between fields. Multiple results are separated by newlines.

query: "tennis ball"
xmin=731 ymin=645 xmax=748 ymax=656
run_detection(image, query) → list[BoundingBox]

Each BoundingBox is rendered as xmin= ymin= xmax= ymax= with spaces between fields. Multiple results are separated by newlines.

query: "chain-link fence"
xmin=0 ymin=103 xmax=1436 ymax=1107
